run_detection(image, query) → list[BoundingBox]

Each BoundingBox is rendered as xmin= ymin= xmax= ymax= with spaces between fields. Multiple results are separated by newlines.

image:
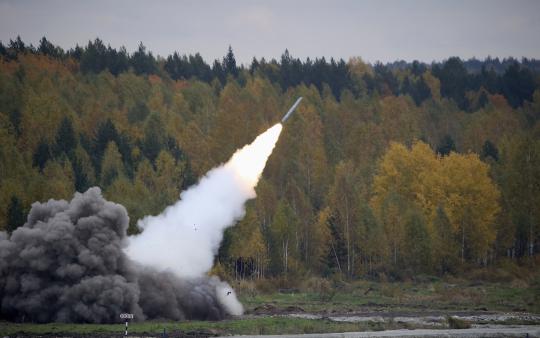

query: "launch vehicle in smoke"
xmin=281 ymin=97 xmax=303 ymax=122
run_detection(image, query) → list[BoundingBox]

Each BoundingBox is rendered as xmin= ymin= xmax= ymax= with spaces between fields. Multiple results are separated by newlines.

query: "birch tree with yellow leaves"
xmin=372 ymin=141 xmax=500 ymax=269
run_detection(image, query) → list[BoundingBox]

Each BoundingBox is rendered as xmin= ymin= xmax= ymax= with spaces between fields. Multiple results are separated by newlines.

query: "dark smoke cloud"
xmin=0 ymin=188 xmax=229 ymax=323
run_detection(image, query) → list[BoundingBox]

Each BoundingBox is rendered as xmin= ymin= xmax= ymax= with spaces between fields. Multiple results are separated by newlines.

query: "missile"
xmin=281 ymin=97 xmax=303 ymax=123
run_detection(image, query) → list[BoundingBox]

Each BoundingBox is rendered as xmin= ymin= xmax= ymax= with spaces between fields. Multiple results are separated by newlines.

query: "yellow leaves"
xmin=105 ymin=175 xmax=150 ymax=232
xmin=229 ymin=208 xmax=267 ymax=262
xmin=315 ymin=207 xmax=332 ymax=240
xmin=179 ymin=121 xmax=211 ymax=176
xmin=210 ymin=79 xmax=266 ymax=163
xmin=42 ymin=159 xmax=75 ymax=200
xmin=147 ymin=81 xmax=166 ymax=114
xmin=245 ymin=77 xmax=280 ymax=123
xmin=13 ymin=54 xmax=74 ymax=85
xmin=293 ymin=102 xmax=328 ymax=204
xmin=254 ymin=178 xmax=278 ymax=230
xmin=461 ymin=101 xmax=521 ymax=153
xmin=348 ymin=57 xmax=373 ymax=78
xmin=20 ymin=87 xmax=72 ymax=152
xmin=422 ymin=72 xmax=441 ymax=101
xmin=272 ymin=199 xmax=296 ymax=240
xmin=378 ymin=96 xmax=421 ymax=143
xmin=100 ymin=141 xmax=125 ymax=187
xmin=439 ymin=152 xmax=500 ymax=256
xmin=328 ymin=160 xmax=357 ymax=214
xmin=134 ymin=158 xmax=155 ymax=191
xmin=372 ymin=141 xmax=501 ymax=259
xmin=74 ymin=145 xmax=96 ymax=185
xmin=498 ymin=134 xmax=540 ymax=253
xmin=371 ymin=141 xmax=430 ymax=217
xmin=154 ymin=150 xmax=183 ymax=204
xmin=155 ymin=151 xmax=178 ymax=179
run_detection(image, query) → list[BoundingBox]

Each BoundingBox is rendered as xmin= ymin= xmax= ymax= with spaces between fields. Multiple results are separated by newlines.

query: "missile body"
xmin=281 ymin=97 xmax=303 ymax=123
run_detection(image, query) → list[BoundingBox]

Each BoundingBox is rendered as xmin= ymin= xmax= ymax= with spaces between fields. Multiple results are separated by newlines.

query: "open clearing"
xmin=2 ymin=278 xmax=539 ymax=337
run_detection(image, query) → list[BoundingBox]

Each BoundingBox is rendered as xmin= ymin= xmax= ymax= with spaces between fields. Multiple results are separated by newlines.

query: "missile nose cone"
xmin=281 ymin=97 xmax=303 ymax=123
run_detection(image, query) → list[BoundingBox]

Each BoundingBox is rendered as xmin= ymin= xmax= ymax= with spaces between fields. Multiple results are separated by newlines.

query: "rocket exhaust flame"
xmin=226 ymin=123 xmax=283 ymax=188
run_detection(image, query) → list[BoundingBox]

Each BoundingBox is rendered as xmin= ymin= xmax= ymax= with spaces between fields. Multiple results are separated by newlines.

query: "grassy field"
xmin=2 ymin=273 xmax=539 ymax=337
xmin=237 ymin=277 xmax=540 ymax=314
xmin=0 ymin=317 xmax=406 ymax=337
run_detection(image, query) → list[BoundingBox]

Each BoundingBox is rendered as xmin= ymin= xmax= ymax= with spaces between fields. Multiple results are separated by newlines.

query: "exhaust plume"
xmin=126 ymin=123 xmax=282 ymax=279
xmin=0 ymin=123 xmax=283 ymax=322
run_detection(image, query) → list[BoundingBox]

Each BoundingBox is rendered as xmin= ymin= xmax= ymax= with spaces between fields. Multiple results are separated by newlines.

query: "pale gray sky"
xmin=1 ymin=0 xmax=539 ymax=65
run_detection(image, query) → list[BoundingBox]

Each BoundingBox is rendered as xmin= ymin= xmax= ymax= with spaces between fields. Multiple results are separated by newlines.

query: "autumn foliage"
xmin=1 ymin=39 xmax=539 ymax=280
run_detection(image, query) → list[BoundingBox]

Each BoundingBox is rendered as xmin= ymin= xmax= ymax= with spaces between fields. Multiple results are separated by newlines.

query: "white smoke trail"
xmin=125 ymin=123 xmax=283 ymax=314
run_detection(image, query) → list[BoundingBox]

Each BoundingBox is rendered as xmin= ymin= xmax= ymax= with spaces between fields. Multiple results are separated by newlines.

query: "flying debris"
xmin=281 ymin=97 xmax=303 ymax=123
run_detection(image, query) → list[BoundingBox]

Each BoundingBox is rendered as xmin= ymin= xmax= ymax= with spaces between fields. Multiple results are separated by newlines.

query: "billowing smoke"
xmin=0 ymin=124 xmax=283 ymax=323
xmin=126 ymin=124 xmax=283 ymax=278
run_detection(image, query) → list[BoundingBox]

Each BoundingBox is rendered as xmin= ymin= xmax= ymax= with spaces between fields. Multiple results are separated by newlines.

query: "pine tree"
xmin=437 ymin=135 xmax=456 ymax=156
xmin=0 ymin=41 xmax=6 ymax=56
xmin=142 ymin=114 xmax=166 ymax=164
xmin=54 ymin=117 xmax=76 ymax=158
xmin=72 ymin=157 xmax=89 ymax=192
xmin=414 ymin=77 xmax=432 ymax=105
xmin=33 ymin=139 xmax=51 ymax=171
xmin=481 ymin=140 xmax=499 ymax=161
xmin=131 ymin=42 xmax=157 ymax=75
xmin=433 ymin=57 xmax=470 ymax=110
xmin=9 ymin=108 xmax=21 ymax=136
xmin=100 ymin=141 xmax=125 ymax=187
xmin=80 ymin=38 xmax=108 ymax=73
xmin=478 ymin=91 xmax=489 ymax=108
xmin=9 ymin=36 xmax=27 ymax=56
xmin=94 ymin=119 xmax=119 ymax=172
xmin=249 ymin=57 xmax=259 ymax=74
xmin=502 ymin=62 xmax=535 ymax=108
xmin=38 ymin=36 xmax=63 ymax=58
xmin=6 ymin=196 xmax=25 ymax=233
xmin=222 ymin=45 xmax=238 ymax=77
xmin=212 ymin=59 xmax=226 ymax=84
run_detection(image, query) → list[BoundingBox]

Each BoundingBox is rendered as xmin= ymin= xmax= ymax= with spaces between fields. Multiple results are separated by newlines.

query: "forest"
xmin=0 ymin=36 xmax=539 ymax=281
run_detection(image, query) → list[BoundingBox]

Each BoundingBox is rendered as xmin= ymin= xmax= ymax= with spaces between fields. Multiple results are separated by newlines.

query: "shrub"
xmin=300 ymin=277 xmax=335 ymax=301
xmin=447 ymin=316 xmax=471 ymax=329
xmin=236 ymin=279 xmax=258 ymax=297
xmin=255 ymin=278 xmax=278 ymax=293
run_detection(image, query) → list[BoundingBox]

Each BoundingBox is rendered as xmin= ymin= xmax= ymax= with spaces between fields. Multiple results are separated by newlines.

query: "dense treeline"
xmin=1 ymin=36 xmax=539 ymax=109
xmin=0 ymin=37 xmax=539 ymax=281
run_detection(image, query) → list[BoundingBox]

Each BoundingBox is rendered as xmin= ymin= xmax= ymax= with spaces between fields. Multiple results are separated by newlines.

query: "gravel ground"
xmin=221 ymin=325 xmax=540 ymax=338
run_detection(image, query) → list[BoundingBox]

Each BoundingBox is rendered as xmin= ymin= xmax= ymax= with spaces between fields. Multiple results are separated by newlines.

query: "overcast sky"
xmin=1 ymin=0 xmax=539 ymax=65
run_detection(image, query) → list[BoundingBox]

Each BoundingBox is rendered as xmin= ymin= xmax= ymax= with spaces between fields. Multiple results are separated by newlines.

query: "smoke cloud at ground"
xmin=0 ymin=124 xmax=282 ymax=323
xmin=0 ymin=188 xmax=234 ymax=322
